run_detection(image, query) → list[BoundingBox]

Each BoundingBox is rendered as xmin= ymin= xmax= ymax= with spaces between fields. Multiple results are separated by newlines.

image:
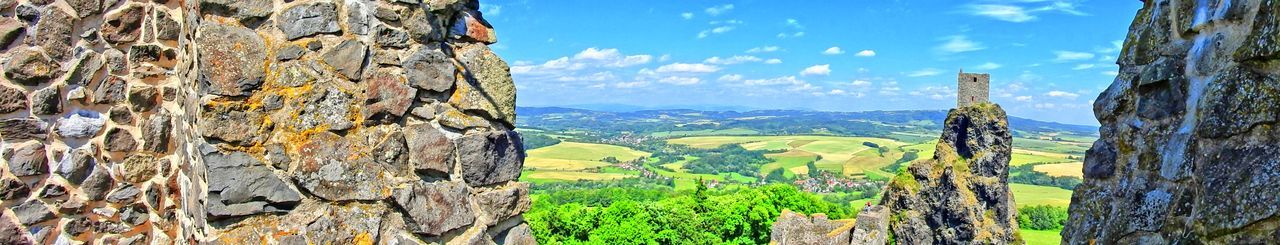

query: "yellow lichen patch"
xmin=353 ymin=232 xmax=374 ymax=245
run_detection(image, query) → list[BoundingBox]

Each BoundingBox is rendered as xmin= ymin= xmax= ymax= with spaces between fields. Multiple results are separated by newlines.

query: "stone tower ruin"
xmin=957 ymin=71 xmax=990 ymax=107
xmin=0 ymin=0 xmax=530 ymax=244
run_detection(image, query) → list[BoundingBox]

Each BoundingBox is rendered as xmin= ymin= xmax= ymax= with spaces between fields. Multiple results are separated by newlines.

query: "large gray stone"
xmin=196 ymin=23 xmax=266 ymax=97
xmin=376 ymin=25 xmax=410 ymax=49
xmin=101 ymin=4 xmax=145 ymax=45
xmin=5 ymin=142 xmax=47 ymax=176
xmin=392 ymin=181 xmax=475 ymax=235
xmin=93 ymin=76 xmax=128 ymax=104
xmin=403 ymin=7 xmax=443 ymax=42
xmin=278 ymin=1 xmax=340 ymax=40
xmin=322 ymin=39 xmax=367 ymax=79
xmin=457 ymin=130 xmax=524 ymax=187
xmin=0 ymin=85 xmax=25 ymax=113
xmin=0 ymin=117 xmax=47 ymax=141
xmin=57 ymin=146 xmax=96 ymax=184
xmin=405 ymin=124 xmax=454 ymax=175
xmin=202 ymin=145 xmax=301 ymax=219
xmin=68 ymin=0 xmax=102 ymax=17
xmin=474 ymin=183 xmax=530 ymax=224
xmin=198 ymin=0 xmax=273 ymax=25
xmin=199 ymin=103 xmax=266 ymax=146
xmin=29 ymin=85 xmax=59 ymax=115
xmin=11 ymin=200 xmax=53 ymax=226
xmin=345 ymin=1 xmax=370 ymax=35
xmin=141 ymin=113 xmax=172 ymax=153
xmin=103 ymin=127 xmax=137 ymax=152
xmin=34 ymin=8 xmax=73 ymax=61
xmin=128 ymin=85 xmax=159 ymax=112
xmin=364 ymin=69 xmax=416 ymax=120
xmin=58 ymin=110 xmax=106 ymax=138
xmin=64 ymin=51 xmax=103 ymax=87
xmin=105 ymin=184 xmax=139 ymax=204
xmin=402 ymin=46 xmax=456 ymax=92
xmin=4 ymin=49 xmax=60 ymax=86
xmin=0 ymin=15 xmax=24 ymax=48
xmin=0 ymin=176 xmax=29 ymax=200
xmin=81 ymin=164 xmax=114 ymax=200
xmin=453 ymin=43 xmax=517 ymax=126
xmin=292 ymin=132 xmax=395 ymax=201
xmin=295 ymin=86 xmax=353 ymax=132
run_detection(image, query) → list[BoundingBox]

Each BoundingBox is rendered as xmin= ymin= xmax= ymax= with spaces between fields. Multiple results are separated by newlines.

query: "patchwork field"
xmin=669 ymin=135 xmax=909 ymax=178
xmin=1034 ymin=162 xmax=1085 ymax=178
xmin=1011 ymin=183 xmax=1073 ymax=207
xmin=524 ymin=142 xmax=650 ymax=171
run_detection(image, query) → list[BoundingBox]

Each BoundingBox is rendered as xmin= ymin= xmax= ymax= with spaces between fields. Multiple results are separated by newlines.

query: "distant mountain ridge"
xmin=517 ymin=106 xmax=1098 ymax=136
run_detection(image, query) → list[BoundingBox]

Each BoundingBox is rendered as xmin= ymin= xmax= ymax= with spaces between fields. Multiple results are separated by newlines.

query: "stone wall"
xmin=957 ymin=72 xmax=989 ymax=108
xmin=1065 ymin=0 xmax=1280 ymax=243
xmin=768 ymin=208 xmax=889 ymax=245
xmin=0 ymin=0 xmax=531 ymax=243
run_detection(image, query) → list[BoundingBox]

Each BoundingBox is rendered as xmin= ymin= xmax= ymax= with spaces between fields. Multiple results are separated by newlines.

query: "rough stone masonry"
xmin=0 ymin=0 xmax=532 ymax=244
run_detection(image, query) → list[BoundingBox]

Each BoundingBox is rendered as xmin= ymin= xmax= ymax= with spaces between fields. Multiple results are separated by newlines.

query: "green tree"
xmin=1017 ymin=205 xmax=1069 ymax=230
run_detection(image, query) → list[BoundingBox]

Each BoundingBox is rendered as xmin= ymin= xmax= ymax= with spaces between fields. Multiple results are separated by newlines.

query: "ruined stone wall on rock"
xmin=1065 ymin=0 xmax=1280 ymax=243
xmin=0 ymin=0 xmax=532 ymax=244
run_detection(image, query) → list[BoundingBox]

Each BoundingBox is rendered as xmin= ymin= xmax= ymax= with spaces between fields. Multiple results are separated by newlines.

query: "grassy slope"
xmin=1010 ymin=183 xmax=1073 ymax=207
xmin=1033 ymin=162 xmax=1084 ymax=178
xmin=1021 ymin=229 xmax=1063 ymax=245
xmin=525 ymin=142 xmax=651 ymax=171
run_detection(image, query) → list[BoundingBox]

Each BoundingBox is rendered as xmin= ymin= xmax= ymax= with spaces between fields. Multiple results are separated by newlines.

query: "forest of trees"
xmin=1017 ymin=205 xmax=1070 ymax=230
xmin=1009 ymin=164 xmax=1082 ymax=190
xmin=682 ymin=145 xmax=774 ymax=177
xmin=526 ymin=183 xmax=854 ymax=244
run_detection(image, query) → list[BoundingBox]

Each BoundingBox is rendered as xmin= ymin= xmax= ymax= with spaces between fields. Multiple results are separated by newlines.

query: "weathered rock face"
xmin=0 ymin=0 xmax=526 ymax=244
xmin=880 ymin=103 xmax=1021 ymax=244
xmin=1064 ymin=1 xmax=1280 ymax=243
xmin=769 ymin=208 xmax=891 ymax=245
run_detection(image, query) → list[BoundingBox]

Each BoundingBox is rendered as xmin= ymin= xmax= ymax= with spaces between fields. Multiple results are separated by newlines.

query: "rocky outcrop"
xmin=769 ymin=207 xmax=890 ymax=245
xmin=0 ymin=0 xmax=526 ymax=244
xmin=1064 ymin=0 xmax=1280 ymax=243
xmin=880 ymin=103 xmax=1021 ymax=244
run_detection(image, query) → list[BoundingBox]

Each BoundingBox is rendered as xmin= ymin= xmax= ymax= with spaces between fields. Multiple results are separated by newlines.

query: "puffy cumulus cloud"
xmin=572 ymin=48 xmax=654 ymax=67
xmin=743 ymin=76 xmax=804 ymax=86
xmin=656 ymin=63 xmax=721 ymax=73
xmin=659 ymin=76 xmax=702 ymax=85
xmin=746 ymin=46 xmax=781 ymax=53
xmin=851 ymin=80 xmax=872 ymax=87
xmin=855 ymin=50 xmax=877 ymax=57
xmin=1046 ymin=90 xmax=1080 ymax=99
xmin=705 ymin=4 xmax=734 ymax=16
xmin=718 ymin=74 xmax=743 ymax=82
xmin=936 ymin=35 xmax=986 ymax=54
xmin=764 ymin=59 xmax=783 ymax=64
xmin=800 ymin=64 xmax=831 ymax=76
xmin=510 ymin=57 xmax=584 ymax=75
xmin=822 ymin=46 xmax=845 ymax=55
xmin=703 ymin=55 xmax=763 ymax=65
xmin=1053 ymin=51 xmax=1095 ymax=62
xmin=907 ymin=68 xmax=942 ymax=77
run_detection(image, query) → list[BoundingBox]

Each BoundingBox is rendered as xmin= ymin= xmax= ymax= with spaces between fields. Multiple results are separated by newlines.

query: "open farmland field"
xmin=1034 ymin=162 xmax=1085 ymax=178
xmin=670 ymin=135 xmax=909 ymax=178
xmin=524 ymin=142 xmax=651 ymax=171
xmin=1011 ymin=183 xmax=1073 ymax=207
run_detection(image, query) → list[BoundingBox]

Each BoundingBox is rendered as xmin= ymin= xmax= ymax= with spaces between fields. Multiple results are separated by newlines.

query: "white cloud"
xmin=742 ymin=76 xmax=817 ymax=92
xmin=510 ymin=57 xmax=585 ymax=75
xmin=764 ymin=59 xmax=782 ymax=64
xmin=785 ymin=18 xmax=804 ymax=29
xmin=936 ymin=35 xmax=986 ymax=54
xmin=963 ymin=1 xmax=1088 ymax=23
xmin=827 ymin=89 xmax=847 ymax=95
xmin=1096 ymin=40 xmax=1124 ymax=54
xmin=681 ymin=12 xmax=694 ymax=20
xmin=910 ymin=86 xmax=956 ymax=100
xmin=746 ymin=46 xmax=781 ymax=53
xmin=907 ymin=68 xmax=942 ymax=77
xmin=659 ymin=76 xmax=702 ymax=85
xmin=570 ymin=48 xmax=653 ymax=68
xmin=656 ymin=63 xmax=720 ymax=73
xmin=705 ymin=4 xmax=734 ymax=16
xmin=1072 ymin=64 xmax=1096 ymax=70
xmin=800 ymin=64 xmax=831 ymax=76
xmin=1035 ymin=103 xmax=1056 ymax=109
xmin=698 ymin=26 xmax=736 ymax=38
xmin=851 ymin=80 xmax=872 ymax=87
xmin=1053 ymin=51 xmax=1096 ymax=62
xmin=777 ymin=32 xmax=805 ymax=38
xmin=718 ymin=74 xmax=743 ymax=82
xmin=704 ymin=55 xmax=763 ymax=65
xmin=1102 ymin=70 xmax=1120 ymax=76
xmin=1046 ymin=90 xmax=1080 ymax=99
xmin=965 ymin=4 xmax=1034 ymax=22
xmin=855 ymin=50 xmax=877 ymax=57
xmin=555 ymin=71 xmax=615 ymax=82
xmin=1015 ymin=96 xmax=1033 ymax=102
xmin=822 ymin=47 xmax=845 ymax=55
xmin=614 ymin=81 xmax=648 ymax=88
xmin=974 ymin=62 xmax=1002 ymax=70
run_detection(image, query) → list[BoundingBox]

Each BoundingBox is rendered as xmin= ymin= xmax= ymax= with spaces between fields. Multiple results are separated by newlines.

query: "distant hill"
xmin=516 ymin=106 xmax=1098 ymax=138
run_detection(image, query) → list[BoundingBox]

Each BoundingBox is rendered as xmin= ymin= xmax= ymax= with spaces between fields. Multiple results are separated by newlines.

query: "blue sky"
xmin=481 ymin=0 xmax=1145 ymax=126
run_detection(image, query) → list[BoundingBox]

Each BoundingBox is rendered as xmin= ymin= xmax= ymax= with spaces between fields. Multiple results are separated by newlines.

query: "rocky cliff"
xmin=1064 ymin=0 xmax=1280 ymax=243
xmin=880 ymin=103 xmax=1021 ymax=244
xmin=0 ymin=0 xmax=529 ymax=244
